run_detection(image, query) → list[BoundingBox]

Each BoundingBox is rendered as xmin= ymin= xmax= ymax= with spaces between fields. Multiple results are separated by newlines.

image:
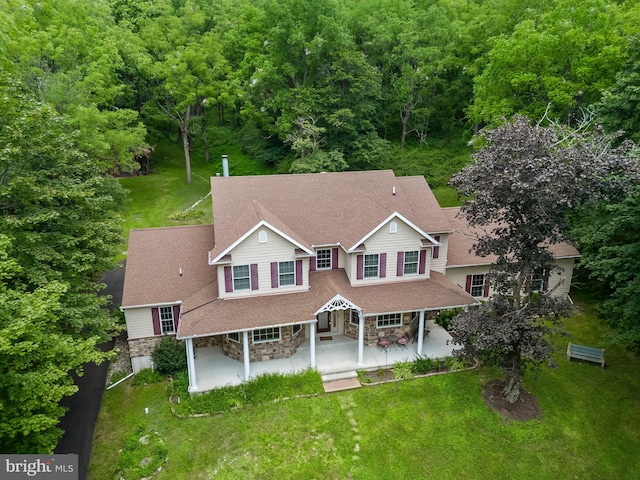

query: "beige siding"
xmin=549 ymin=258 xmax=576 ymax=298
xmin=430 ymin=233 xmax=448 ymax=274
xmin=218 ymin=227 xmax=308 ymax=299
xmin=348 ymin=218 xmax=430 ymax=286
xmin=125 ymin=307 xmax=155 ymax=340
xmin=445 ymin=265 xmax=492 ymax=299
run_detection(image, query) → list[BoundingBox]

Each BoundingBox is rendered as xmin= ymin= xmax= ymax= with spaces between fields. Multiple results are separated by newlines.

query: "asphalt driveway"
xmin=54 ymin=262 xmax=125 ymax=480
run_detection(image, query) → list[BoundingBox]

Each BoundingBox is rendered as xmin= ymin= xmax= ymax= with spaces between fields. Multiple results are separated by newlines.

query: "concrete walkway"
xmin=193 ymin=320 xmax=458 ymax=392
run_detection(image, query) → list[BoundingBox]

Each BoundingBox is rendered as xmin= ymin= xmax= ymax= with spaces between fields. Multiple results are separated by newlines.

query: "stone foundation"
xmin=128 ymin=336 xmax=163 ymax=358
xmin=344 ymin=311 xmax=440 ymax=346
xmin=222 ymin=326 xmax=306 ymax=362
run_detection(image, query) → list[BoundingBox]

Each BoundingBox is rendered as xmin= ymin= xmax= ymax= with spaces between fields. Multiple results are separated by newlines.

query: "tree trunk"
xmin=181 ymin=105 xmax=192 ymax=184
xmin=201 ymin=115 xmax=209 ymax=164
xmin=502 ymin=353 xmax=523 ymax=403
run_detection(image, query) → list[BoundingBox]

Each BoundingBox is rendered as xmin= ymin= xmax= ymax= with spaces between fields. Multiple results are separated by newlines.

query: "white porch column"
xmin=417 ymin=310 xmax=425 ymax=356
xmin=357 ymin=310 xmax=365 ymax=366
xmin=243 ymin=330 xmax=251 ymax=380
xmin=186 ymin=338 xmax=198 ymax=393
xmin=310 ymin=322 xmax=316 ymax=368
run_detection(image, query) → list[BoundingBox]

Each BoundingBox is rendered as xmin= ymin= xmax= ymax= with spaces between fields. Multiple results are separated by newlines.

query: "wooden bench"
xmin=566 ymin=343 xmax=605 ymax=367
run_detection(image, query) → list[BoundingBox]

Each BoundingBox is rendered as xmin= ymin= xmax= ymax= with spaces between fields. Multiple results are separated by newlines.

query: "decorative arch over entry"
xmin=314 ymin=294 xmax=361 ymax=315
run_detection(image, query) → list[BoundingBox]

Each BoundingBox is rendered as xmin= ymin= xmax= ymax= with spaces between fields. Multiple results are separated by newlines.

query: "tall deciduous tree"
xmin=0 ymin=81 xmax=123 ymax=451
xmin=450 ymin=115 xmax=639 ymax=402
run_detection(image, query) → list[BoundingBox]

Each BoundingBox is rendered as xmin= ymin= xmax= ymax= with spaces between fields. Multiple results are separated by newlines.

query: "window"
xmin=253 ymin=327 xmax=281 ymax=343
xmin=159 ymin=306 xmax=175 ymax=334
xmin=530 ymin=269 xmax=546 ymax=292
xmin=389 ymin=221 xmax=398 ymax=233
xmin=227 ymin=332 xmax=240 ymax=343
xmin=292 ymin=324 xmax=302 ymax=336
xmin=258 ymin=230 xmax=268 ymax=243
xmin=364 ymin=254 xmax=379 ymax=278
xmin=470 ymin=274 xmax=486 ymax=297
xmin=279 ymin=261 xmax=295 ymax=286
xmin=403 ymin=251 xmax=419 ymax=275
xmin=233 ymin=265 xmax=250 ymax=290
xmin=376 ymin=313 xmax=402 ymax=328
xmin=316 ymin=249 xmax=332 ymax=269
xmin=350 ymin=309 xmax=361 ymax=325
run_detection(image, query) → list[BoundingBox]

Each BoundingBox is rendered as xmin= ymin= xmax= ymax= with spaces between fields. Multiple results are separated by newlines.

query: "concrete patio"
xmin=192 ymin=320 xmax=459 ymax=392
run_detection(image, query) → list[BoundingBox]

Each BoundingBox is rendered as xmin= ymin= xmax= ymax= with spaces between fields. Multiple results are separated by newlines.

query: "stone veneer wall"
xmin=223 ymin=326 xmax=306 ymax=362
xmin=344 ymin=311 xmax=440 ymax=346
xmin=128 ymin=336 xmax=163 ymax=358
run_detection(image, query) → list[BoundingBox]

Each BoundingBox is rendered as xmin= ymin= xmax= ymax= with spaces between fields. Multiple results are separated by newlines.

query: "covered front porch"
xmin=189 ymin=320 xmax=458 ymax=392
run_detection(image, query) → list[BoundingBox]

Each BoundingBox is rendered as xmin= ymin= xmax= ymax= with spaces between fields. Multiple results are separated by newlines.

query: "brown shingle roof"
xmin=209 ymin=171 xmax=452 ymax=259
xmin=178 ymin=269 xmax=478 ymax=338
xmin=122 ymin=225 xmax=216 ymax=307
xmin=443 ymin=207 xmax=580 ymax=267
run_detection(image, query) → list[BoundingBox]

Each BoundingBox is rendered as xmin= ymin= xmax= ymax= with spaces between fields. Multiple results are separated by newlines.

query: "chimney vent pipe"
xmin=222 ymin=154 xmax=229 ymax=177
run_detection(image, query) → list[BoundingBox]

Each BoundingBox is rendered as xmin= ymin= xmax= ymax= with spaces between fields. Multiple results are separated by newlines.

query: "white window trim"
xmin=364 ymin=253 xmax=379 ymax=278
xmin=292 ymin=324 xmax=303 ymax=336
xmin=376 ymin=313 xmax=402 ymax=329
xmin=253 ymin=327 xmax=281 ymax=344
xmin=316 ymin=248 xmax=332 ymax=270
xmin=350 ymin=310 xmax=360 ymax=326
xmin=227 ymin=332 xmax=240 ymax=343
xmin=258 ymin=230 xmax=268 ymax=243
xmin=278 ymin=261 xmax=295 ymax=286
xmin=470 ymin=274 xmax=486 ymax=297
xmin=233 ymin=265 xmax=251 ymax=291
xmin=403 ymin=250 xmax=419 ymax=275
xmin=159 ymin=306 xmax=175 ymax=334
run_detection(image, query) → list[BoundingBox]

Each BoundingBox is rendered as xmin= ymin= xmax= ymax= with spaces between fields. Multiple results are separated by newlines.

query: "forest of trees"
xmin=1 ymin=0 xmax=639 ymax=451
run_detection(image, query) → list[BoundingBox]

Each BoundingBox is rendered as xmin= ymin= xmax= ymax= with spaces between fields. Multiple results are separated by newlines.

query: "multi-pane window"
xmin=376 ymin=313 xmax=402 ymax=328
xmin=364 ymin=254 xmax=379 ymax=278
xmin=292 ymin=324 xmax=302 ymax=336
xmin=316 ymin=249 xmax=332 ymax=269
xmin=470 ymin=274 xmax=486 ymax=297
xmin=350 ymin=309 xmax=361 ymax=325
xmin=531 ymin=269 xmax=546 ymax=292
xmin=253 ymin=327 xmax=281 ymax=343
xmin=159 ymin=306 xmax=175 ymax=334
xmin=279 ymin=261 xmax=295 ymax=286
xmin=227 ymin=332 xmax=240 ymax=343
xmin=403 ymin=251 xmax=419 ymax=275
xmin=233 ymin=265 xmax=250 ymax=290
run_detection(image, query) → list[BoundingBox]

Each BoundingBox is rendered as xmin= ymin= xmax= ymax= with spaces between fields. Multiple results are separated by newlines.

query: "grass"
xmin=89 ymin=298 xmax=640 ymax=479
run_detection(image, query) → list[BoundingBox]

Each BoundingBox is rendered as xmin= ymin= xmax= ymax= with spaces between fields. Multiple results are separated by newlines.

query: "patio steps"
xmin=321 ymin=371 xmax=361 ymax=393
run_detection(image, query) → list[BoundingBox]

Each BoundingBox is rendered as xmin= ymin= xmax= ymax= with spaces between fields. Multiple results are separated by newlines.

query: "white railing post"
xmin=243 ymin=331 xmax=251 ymax=380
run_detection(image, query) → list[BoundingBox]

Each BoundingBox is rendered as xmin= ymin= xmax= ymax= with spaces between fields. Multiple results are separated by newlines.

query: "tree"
xmin=0 ymin=80 xmax=122 ymax=451
xmin=573 ymin=188 xmax=640 ymax=351
xmin=449 ymin=114 xmax=639 ymax=403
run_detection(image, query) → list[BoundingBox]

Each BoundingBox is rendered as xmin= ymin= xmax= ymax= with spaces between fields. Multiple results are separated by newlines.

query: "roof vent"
xmin=392 ymin=186 xmax=396 ymax=196
xmin=222 ymin=154 xmax=229 ymax=177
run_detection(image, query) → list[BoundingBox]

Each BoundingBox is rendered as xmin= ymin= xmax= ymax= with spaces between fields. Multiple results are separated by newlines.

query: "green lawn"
xmin=89 ymin=298 xmax=640 ymax=479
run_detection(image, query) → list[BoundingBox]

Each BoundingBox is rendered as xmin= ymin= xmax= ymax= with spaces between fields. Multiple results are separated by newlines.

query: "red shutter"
xmin=433 ymin=235 xmax=440 ymax=259
xmin=332 ymin=248 xmax=339 ymax=269
xmin=397 ymin=251 xmax=404 ymax=277
xmin=250 ymin=263 xmax=259 ymax=290
xmin=152 ymin=307 xmax=161 ymax=335
xmin=296 ymin=260 xmax=303 ymax=285
xmin=379 ymin=253 xmax=387 ymax=278
xmin=419 ymin=250 xmax=427 ymax=274
xmin=224 ymin=266 xmax=233 ymax=292
xmin=310 ymin=256 xmax=316 ymax=271
xmin=271 ymin=262 xmax=278 ymax=288
xmin=483 ymin=275 xmax=490 ymax=297
xmin=357 ymin=255 xmax=364 ymax=280
xmin=465 ymin=275 xmax=472 ymax=293
xmin=172 ymin=305 xmax=181 ymax=332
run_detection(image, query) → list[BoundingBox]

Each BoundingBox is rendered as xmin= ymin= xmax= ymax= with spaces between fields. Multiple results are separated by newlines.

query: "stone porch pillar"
xmin=417 ymin=310 xmax=425 ymax=356
xmin=310 ymin=322 xmax=316 ymax=368
xmin=243 ymin=330 xmax=250 ymax=380
xmin=357 ymin=310 xmax=364 ymax=366
xmin=186 ymin=338 xmax=198 ymax=393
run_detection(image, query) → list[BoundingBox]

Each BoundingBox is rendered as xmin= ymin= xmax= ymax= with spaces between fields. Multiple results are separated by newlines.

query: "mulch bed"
xmin=482 ymin=379 xmax=541 ymax=422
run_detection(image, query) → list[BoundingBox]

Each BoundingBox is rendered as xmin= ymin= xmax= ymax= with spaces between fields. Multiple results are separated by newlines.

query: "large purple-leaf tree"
xmin=450 ymin=114 xmax=638 ymax=403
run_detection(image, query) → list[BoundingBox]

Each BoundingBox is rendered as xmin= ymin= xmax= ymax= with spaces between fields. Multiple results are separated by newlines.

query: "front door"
xmin=317 ymin=312 xmax=331 ymax=333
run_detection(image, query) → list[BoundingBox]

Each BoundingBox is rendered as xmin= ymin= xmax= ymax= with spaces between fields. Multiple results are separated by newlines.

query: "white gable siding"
xmin=218 ymin=228 xmax=308 ymax=299
xmin=125 ymin=307 xmax=155 ymax=340
xmin=349 ymin=218 xmax=430 ymax=286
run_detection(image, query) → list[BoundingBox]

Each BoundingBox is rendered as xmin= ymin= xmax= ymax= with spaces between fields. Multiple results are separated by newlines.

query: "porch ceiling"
xmin=178 ymin=269 xmax=477 ymax=339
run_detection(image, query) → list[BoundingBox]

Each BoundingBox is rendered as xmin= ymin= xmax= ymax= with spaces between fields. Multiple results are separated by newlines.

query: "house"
xmin=121 ymin=170 xmax=579 ymax=392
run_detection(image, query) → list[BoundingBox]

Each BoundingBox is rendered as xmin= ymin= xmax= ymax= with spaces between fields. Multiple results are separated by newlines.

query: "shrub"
xmin=412 ymin=355 xmax=435 ymax=374
xmin=152 ymin=337 xmax=187 ymax=375
xmin=435 ymin=307 xmax=463 ymax=330
xmin=392 ymin=361 xmax=414 ymax=380
xmin=444 ymin=357 xmax=466 ymax=371
xmin=133 ymin=368 xmax=164 ymax=386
